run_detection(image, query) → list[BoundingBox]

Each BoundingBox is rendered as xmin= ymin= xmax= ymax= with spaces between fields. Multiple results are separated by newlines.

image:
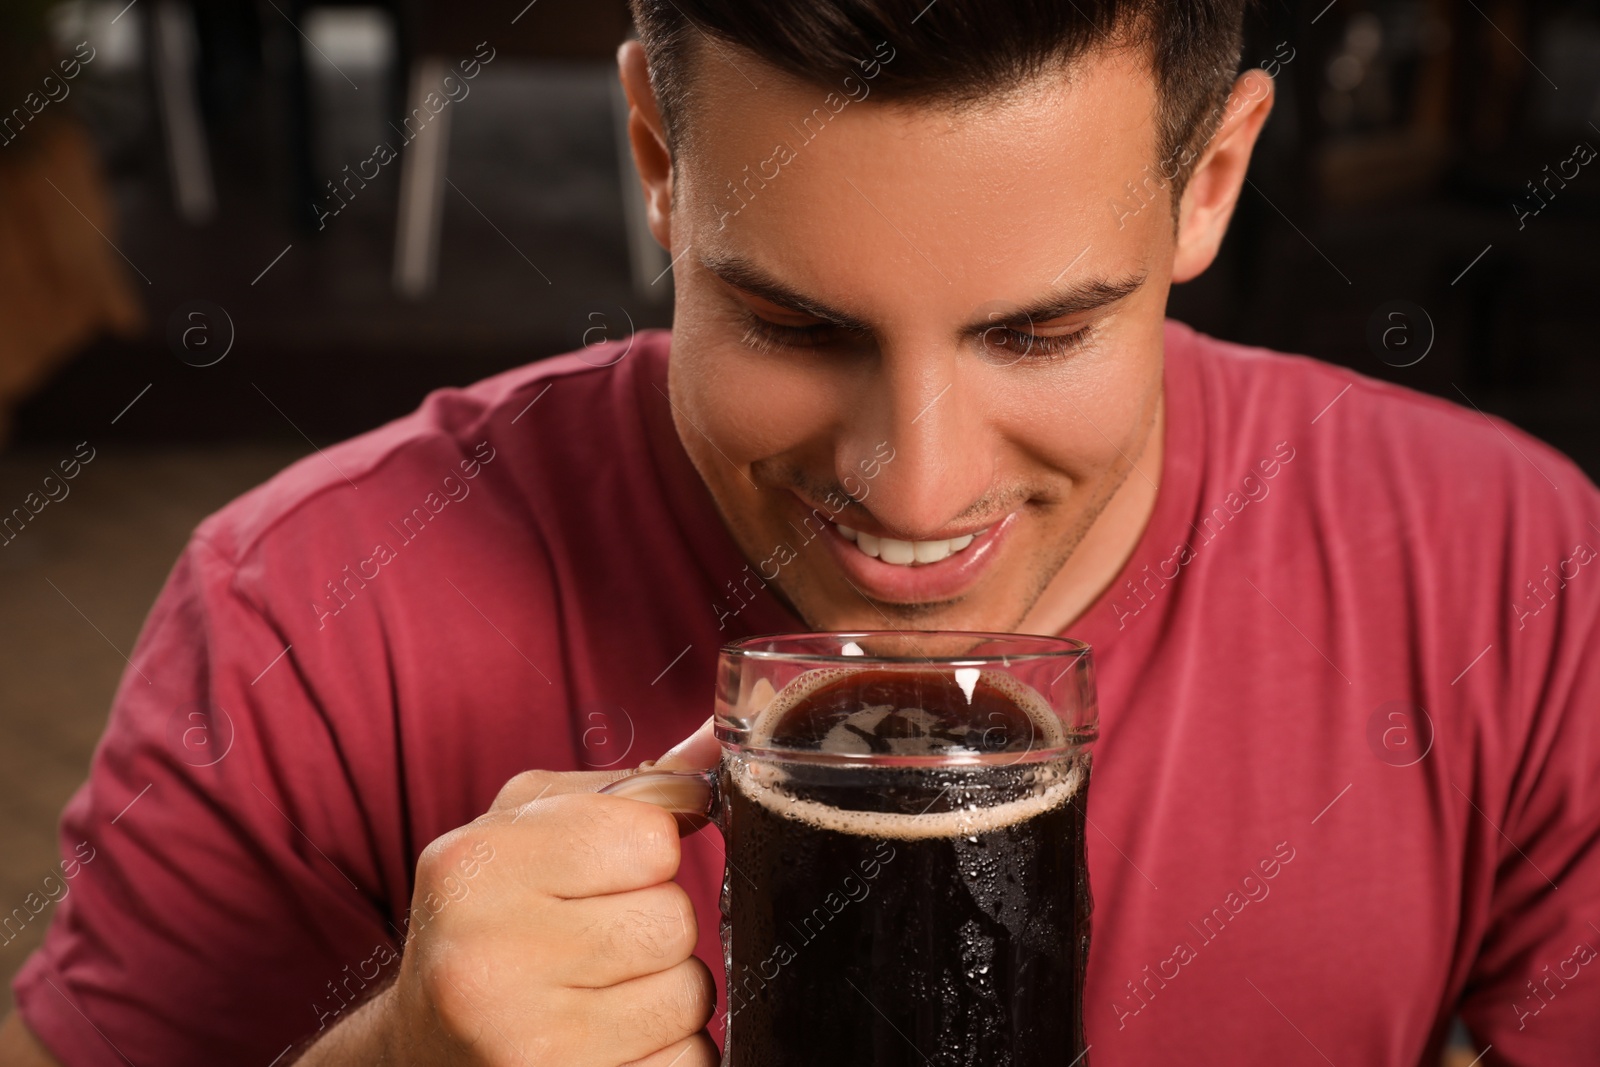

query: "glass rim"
xmin=720 ymin=630 xmax=1092 ymax=665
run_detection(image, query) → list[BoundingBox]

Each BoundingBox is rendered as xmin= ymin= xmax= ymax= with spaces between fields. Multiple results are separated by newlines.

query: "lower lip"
xmin=818 ymin=511 xmax=1018 ymax=604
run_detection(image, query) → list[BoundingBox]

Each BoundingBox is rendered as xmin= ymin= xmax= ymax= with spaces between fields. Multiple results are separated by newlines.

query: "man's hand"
xmin=298 ymin=720 xmax=721 ymax=1066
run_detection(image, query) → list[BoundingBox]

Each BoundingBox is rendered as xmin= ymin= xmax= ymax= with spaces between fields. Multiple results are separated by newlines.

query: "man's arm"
xmin=6 ymin=533 xmax=715 ymax=1065
xmin=1454 ymin=504 xmax=1600 ymax=1061
xmin=2 ymin=773 xmax=717 ymax=1067
xmin=7 ymin=741 xmax=720 ymax=1067
xmin=0 ymin=1011 xmax=62 ymax=1067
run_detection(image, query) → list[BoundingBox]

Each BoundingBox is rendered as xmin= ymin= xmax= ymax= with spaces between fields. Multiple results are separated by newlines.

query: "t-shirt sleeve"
xmin=1455 ymin=553 xmax=1600 ymax=1063
xmin=11 ymin=534 xmax=401 ymax=1066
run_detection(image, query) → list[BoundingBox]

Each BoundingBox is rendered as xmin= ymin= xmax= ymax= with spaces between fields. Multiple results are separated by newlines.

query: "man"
xmin=4 ymin=0 xmax=1598 ymax=1063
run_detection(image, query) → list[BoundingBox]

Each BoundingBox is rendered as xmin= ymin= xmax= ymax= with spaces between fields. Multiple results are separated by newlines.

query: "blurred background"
xmin=0 ymin=0 xmax=1596 ymax=1060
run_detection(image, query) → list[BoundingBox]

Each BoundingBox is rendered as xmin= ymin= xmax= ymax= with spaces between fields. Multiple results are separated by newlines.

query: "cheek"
xmin=672 ymin=332 xmax=850 ymax=467
xmin=989 ymin=335 xmax=1161 ymax=481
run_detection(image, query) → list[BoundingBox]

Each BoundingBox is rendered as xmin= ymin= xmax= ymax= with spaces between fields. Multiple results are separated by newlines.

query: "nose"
xmin=837 ymin=342 xmax=993 ymax=538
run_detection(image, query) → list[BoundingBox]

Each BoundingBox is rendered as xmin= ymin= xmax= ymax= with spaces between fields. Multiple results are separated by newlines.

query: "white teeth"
xmin=836 ymin=524 xmax=986 ymax=567
xmin=879 ymin=538 xmax=916 ymax=565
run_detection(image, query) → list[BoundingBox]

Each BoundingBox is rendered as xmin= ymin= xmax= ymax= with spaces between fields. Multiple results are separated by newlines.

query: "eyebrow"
xmin=698 ymin=251 xmax=1148 ymax=333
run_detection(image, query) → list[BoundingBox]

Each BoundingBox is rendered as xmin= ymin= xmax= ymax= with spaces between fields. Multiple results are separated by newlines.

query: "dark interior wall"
xmin=8 ymin=0 xmax=1600 ymax=479
xmin=1171 ymin=0 xmax=1600 ymax=475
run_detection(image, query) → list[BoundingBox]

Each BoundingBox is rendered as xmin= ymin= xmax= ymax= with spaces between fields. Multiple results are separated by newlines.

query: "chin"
xmin=803 ymin=586 xmax=1022 ymax=636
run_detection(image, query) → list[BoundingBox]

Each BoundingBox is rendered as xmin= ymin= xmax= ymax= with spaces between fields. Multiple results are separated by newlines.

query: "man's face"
xmin=660 ymin=45 xmax=1190 ymax=634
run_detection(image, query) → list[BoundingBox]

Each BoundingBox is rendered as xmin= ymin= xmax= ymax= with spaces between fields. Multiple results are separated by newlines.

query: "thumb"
xmin=651 ymin=716 xmax=718 ymax=771
xmin=600 ymin=717 xmax=717 ymax=824
xmin=487 ymin=719 xmax=719 ymax=819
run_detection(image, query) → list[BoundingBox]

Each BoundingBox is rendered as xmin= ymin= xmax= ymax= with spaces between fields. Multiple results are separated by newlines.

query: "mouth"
xmin=789 ymin=494 xmax=1017 ymax=606
xmin=833 ymin=524 xmax=986 ymax=567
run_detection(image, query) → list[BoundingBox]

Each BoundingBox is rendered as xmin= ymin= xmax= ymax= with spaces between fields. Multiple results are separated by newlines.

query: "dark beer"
xmin=719 ymin=667 xmax=1092 ymax=1067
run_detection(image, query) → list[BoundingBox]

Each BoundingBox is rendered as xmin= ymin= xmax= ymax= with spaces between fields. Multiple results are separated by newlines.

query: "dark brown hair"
xmin=629 ymin=0 xmax=1251 ymax=189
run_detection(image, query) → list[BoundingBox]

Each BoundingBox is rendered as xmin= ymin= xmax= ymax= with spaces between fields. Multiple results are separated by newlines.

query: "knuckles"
xmin=591 ymin=884 xmax=698 ymax=966
xmin=605 ymin=798 xmax=683 ymax=882
xmin=490 ymin=769 xmax=560 ymax=812
xmin=416 ymin=828 xmax=498 ymax=897
xmin=395 ymin=790 xmax=701 ymax=1064
xmin=417 ymin=789 xmax=682 ymax=902
xmin=672 ymin=958 xmax=719 ymax=1033
xmin=484 ymin=777 xmax=683 ymax=891
xmin=410 ymin=953 xmax=714 ymax=1067
xmin=531 ymin=793 xmax=683 ymax=887
xmin=621 ymin=959 xmax=717 ymax=1050
xmin=620 ymin=1033 xmax=720 ymax=1067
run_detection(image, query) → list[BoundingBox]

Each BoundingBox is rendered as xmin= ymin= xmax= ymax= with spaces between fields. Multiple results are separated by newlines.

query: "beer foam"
xmin=745 ymin=665 xmax=1069 ymax=753
xmin=731 ymin=756 xmax=1085 ymax=841
xmin=734 ymin=664 xmax=1084 ymax=838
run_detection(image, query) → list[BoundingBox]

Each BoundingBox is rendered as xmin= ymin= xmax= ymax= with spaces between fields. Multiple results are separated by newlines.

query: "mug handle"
xmin=599 ymin=763 xmax=719 ymax=820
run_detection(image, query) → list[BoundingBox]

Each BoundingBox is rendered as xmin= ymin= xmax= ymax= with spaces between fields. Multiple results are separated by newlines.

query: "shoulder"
xmin=1169 ymin=319 xmax=1600 ymax=520
xmin=1167 ymin=321 xmax=1600 ymax=689
xmin=192 ymin=330 xmax=671 ymax=578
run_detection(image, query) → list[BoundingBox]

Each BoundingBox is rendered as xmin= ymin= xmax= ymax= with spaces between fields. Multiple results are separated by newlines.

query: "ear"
xmin=1171 ymin=69 xmax=1275 ymax=284
xmin=617 ymin=40 xmax=673 ymax=251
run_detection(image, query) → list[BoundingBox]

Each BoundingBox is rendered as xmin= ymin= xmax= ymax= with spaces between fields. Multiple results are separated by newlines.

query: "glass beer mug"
xmin=603 ymin=631 xmax=1098 ymax=1066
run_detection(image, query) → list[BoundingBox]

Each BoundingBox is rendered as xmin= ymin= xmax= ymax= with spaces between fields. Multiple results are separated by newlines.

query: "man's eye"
xmin=737 ymin=310 xmax=1096 ymax=364
xmin=980 ymin=324 xmax=1095 ymax=364
xmin=739 ymin=313 xmax=851 ymax=355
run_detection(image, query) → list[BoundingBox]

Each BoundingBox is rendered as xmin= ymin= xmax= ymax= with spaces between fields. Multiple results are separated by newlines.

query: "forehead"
xmin=673 ymin=42 xmax=1164 ymax=312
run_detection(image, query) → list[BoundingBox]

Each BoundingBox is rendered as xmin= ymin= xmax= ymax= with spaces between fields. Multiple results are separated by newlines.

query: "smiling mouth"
xmin=834 ymin=523 xmax=990 ymax=567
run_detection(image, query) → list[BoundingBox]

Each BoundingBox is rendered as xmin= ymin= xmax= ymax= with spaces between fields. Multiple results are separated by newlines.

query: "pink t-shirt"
xmin=13 ymin=323 xmax=1600 ymax=1066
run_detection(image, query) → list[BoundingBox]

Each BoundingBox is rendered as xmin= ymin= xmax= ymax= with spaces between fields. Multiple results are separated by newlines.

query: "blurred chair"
xmin=149 ymin=0 xmax=218 ymax=223
xmin=146 ymin=0 xmax=664 ymax=296
xmin=390 ymin=0 xmax=666 ymax=298
xmin=145 ymin=0 xmax=399 ymax=227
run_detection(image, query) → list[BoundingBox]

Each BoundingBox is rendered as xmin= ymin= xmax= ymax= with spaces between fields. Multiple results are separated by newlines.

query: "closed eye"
xmin=978 ymin=322 xmax=1097 ymax=362
xmin=738 ymin=312 xmax=869 ymax=355
xmin=737 ymin=310 xmax=1099 ymax=364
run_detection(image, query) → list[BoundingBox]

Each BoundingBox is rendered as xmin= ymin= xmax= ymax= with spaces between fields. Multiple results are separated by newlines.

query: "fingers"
xmin=547 ymin=881 xmax=699 ymax=988
xmin=489 ymin=768 xmax=636 ymax=814
xmin=487 ymin=713 xmax=715 ymax=821
xmin=599 ymin=772 xmax=713 ymax=823
xmin=589 ymin=957 xmax=717 ymax=1066
xmin=486 ymin=718 xmax=719 ymax=843
xmin=400 ymin=750 xmax=726 ymax=1067
xmin=599 ymin=717 xmax=718 ymax=831
xmin=620 ymin=1031 xmax=719 ymax=1067
xmin=450 ymin=792 xmax=683 ymax=899
xmin=488 ymin=717 xmax=715 ymax=816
